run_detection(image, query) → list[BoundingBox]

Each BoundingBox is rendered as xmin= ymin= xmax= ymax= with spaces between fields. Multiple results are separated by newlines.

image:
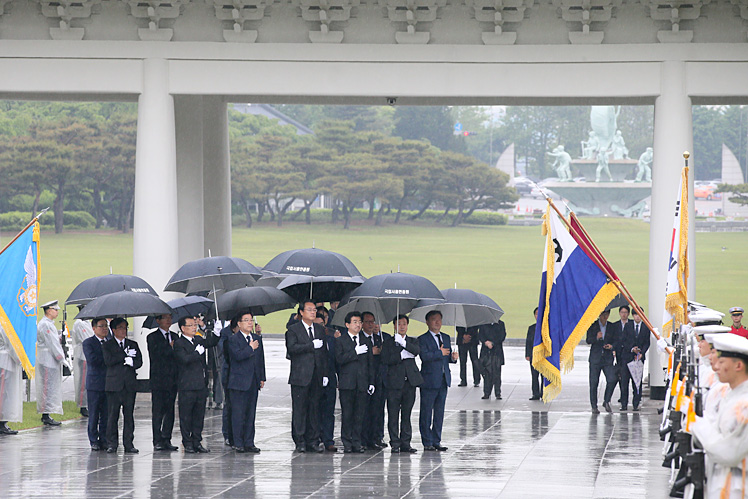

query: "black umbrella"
xmin=75 ymin=290 xmax=173 ymax=319
xmin=164 ymin=256 xmax=263 ymax=295
xmin=605 ymin=293 xmax=630 ymax=312
xmin=263 ymin=248 xmax=363 ymax=279
xmin=277 ymin=274 xmax=366 ymax=303
xmin=331 ymin=272 xmax=444 ymax=326
xmin=143 ymin=296 xmax=215 ymax=329
xmin=216 ymin=286 xmax=296 ymax=320
xmin=66 ymin=274 xmax=158 ymax=306
xmin=409 ymin=288 xmax=504 ymax=328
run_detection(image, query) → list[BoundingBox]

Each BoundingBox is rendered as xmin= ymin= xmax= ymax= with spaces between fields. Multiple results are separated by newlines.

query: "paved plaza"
xmin=0 ymin=339 xmax=672 ymax=498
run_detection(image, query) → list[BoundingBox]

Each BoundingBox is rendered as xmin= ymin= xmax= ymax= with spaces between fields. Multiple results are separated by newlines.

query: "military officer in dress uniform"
xmin=691 ymin=333 xmax=748 ymax=499
xmin=0 ymin=323 xmax=23 ymax=435
xmin=729 ymin=307 xmax=748 ymax=340
xmin=36 ymin=300 xmax=68 ymax=426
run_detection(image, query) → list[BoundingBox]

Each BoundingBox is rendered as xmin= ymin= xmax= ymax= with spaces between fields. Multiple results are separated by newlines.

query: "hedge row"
xmin=233 ymin=208 xmax=507 ymax=226
xmin=0 ymin=211 xmax=96 ymax=231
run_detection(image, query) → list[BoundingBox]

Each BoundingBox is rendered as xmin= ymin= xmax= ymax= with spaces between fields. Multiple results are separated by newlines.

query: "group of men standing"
xmin=284 ymin=300 xmax=511 ymax=453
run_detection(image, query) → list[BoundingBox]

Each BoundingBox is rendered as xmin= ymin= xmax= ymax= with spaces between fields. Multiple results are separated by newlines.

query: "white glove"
xmin=313 ymin=339 xmax=324 ymax=349
xmin=62 ymin=360 xmax=72 ymax=371
xmin=656 ymin=335 xmax=670 ymax=353
xmin=195 ymin=344 xmax=205 ymax=355
xmin=126 ymin=348 xmax=136 ymax=358
xmin=367 ymin=385 xmax=375 ymax=395
xmin=400 ymin=349 xmax=416 ymax=360
xmin=394 ymin=334 xmax=406 ymax=347
xmin=123 ymin=357 xmax=134 ymax=367
xmin=355 ymin=344 xmax=368 ymax=355
xmin=322 ymin=377 xmax=329 ymax=387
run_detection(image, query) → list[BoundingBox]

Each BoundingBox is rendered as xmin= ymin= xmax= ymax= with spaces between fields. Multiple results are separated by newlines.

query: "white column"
xmin=175 ymin=95 xmax=205 ymax=265
xmin=202 ymin=97 xmax=232 ymax=257
xmin=133 ymin=58 xmax=178 ymax=379
xmin=648 ymin=60 xmax=694 ymax=397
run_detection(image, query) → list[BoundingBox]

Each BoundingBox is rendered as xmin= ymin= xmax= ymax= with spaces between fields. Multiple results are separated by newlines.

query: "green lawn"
xmin=12 ymin=218 xmax=748 ymax=339
xmin=7 ymin=400 xmax=82 ymax=431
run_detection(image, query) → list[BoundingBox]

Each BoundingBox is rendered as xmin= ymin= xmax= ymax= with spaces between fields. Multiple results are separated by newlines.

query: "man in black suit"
xmin=227 ymin=311 xmax=265 ymax=453
xmin=478 ymin=321 xmax=506 ymax=400
xmin=219 ymin=317 xmax=240 ymax=447
xmin=382 ymin=315 xmax=422 ymax=454
xmin=82 ymin=318 xmax=110 ymax=451
xmin=611 ymin=305 xmax=631 ymax=404
xmin=102 ymin=317 xmax=143 ymax=454
xmin=586 ymin=310 xmax=620 ymax=414
xmin=525 ymin=307 xmax=543 ymax=401
xmin=335 ymin=311 xmax=375 ymax=453
xmin=173 ymin=316 xmax=220 ymax=453
xmin=147 ymin=313 xmax=179 ymax=451
xmin=457 ymin=325 xmax=481 ymax=387
xmin=285 ymin=300 xmax=329 ymax=453
xmin=316 ymin=311 xmax=339 ymax=452
xmin=617 ymin=308 xmax=650 ymax=411
xmin=361 ymin=311 xmax=388 ymax=450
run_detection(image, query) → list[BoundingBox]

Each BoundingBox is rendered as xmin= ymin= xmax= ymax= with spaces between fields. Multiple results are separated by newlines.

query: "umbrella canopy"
xmin=216 ymin=286 xmax=296 ymax=320
xmin=262 ymin=248 xmax=363 ymax=279
xmin=604 ymin=293 xmax=630 ymax=312
xmin=165 ymin=256 xmax=263 ymax=295
xmin=277 ymin=274 xmax=366 ymax=303
xmin=409 ymin=288 xmax=504 ymax=328
xmin=75 ymin=290 xmax=173 ymax=319
xmin=331 ymin=272 xmax=444 ymax=326
xmin=143 ymin=296 xmax=215 ymax=329
xmin=66 ymin=274 xmax=158 ymax=306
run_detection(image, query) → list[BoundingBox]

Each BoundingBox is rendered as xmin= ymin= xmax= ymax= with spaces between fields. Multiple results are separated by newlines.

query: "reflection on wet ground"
xmin=0 ymin=339 xmax=671 ymax=498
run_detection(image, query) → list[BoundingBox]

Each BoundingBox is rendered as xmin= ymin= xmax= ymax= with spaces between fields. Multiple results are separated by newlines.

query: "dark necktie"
xmin=635 ymin=324 xmax=640 ymax=335
xmin=436 ymin=333 xmax=443 ymax=348
xmin=247 ymin=334 xmax=252 ymax=345
xmin=308 ymin=326 xmax=314 ymax=341
xmin=120 ymin=340 xmax=125 ymax=350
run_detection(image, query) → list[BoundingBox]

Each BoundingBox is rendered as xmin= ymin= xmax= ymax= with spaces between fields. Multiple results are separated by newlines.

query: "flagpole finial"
xmin=683 ymin=151 xmax=690 ymax=159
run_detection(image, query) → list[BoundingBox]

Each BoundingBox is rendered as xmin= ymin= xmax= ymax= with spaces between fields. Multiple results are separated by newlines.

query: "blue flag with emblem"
xmin=532 ymin=206 xmax=618 ymax=402
xmin=0 ymin=221 xmax=41 ymax=377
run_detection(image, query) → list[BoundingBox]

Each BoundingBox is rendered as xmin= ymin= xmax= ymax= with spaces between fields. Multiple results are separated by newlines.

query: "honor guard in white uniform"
xmin=692 ymin=334 xmax=748 ymax=499
xmin=36 ymin=300 xmax=67 ymax=425
xmin=0 ymin=322 xmax=23 ymax=434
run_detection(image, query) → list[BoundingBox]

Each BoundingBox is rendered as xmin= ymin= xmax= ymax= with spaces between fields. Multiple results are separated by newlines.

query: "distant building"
xmin=231 ymin=104 xmax=314 ymax=136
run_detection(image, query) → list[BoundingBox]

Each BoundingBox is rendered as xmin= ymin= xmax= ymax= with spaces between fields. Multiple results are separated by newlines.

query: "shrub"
xmin=0 ymin=211 xmax=95 ymax=231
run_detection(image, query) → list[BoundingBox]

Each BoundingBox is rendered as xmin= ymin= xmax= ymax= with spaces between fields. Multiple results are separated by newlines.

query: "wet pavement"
xmin=0 ymin=339 xmax=671 ymax=498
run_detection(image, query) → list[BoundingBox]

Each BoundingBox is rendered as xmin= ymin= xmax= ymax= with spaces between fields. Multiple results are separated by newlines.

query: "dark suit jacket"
xmin=335 ymin=332 xmax=374 ymax=392
xmin=82 ymin=335 xmax=108 ymax=391
xmin=362 ymin=332 xmax=388 ymax=385
xmin=457 ymin=326 xmax=480 ymax=347
xmin=418 ymin=331 xmax=456 ymax=389
xmin=525 ymin=323 xmax=537 ymax=360
xmin=285 ymin=321 xmax=328 ymax=387
xmin=382 ymin=334 xmax=423 ymax=389
xmin=617 ymin=321 xmax=650 ymax=364
xmin=323 ymin=332 xmax=338 ymax=387
xmin=173 ymin=332 xmax=220 ymax=392
xmin=227 ymin=331 xmax=266 ymax=392
xmin=219 ymin=326 xmax=234 ymax=387
xmin=102 ymin=337 xmax=143 ymax=392
xmin=478 ymin=321 xmax=506 ymax=365
xmin=147 ymin=328 xmax=179 ymax=390
xmin=586 ymin=320 xmax=620 ymax=366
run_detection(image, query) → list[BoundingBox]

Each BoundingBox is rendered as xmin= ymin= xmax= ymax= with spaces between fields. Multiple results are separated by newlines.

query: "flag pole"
xmin=544 ymin=198 xmax=665 ymax=343
xmin=0 ymin=208 xmax=48 ymax=257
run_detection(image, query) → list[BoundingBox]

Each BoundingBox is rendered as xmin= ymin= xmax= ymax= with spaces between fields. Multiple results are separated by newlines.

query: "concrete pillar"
xmin=202 ymin=97 xmax=232 ymax=257
xmin=648 ymin=60 xmax=694 ymax=398
xmin=175 ymin=95 xmax=205 ymax=265
xmin=133 ymin=58 xmax=179 ymax=378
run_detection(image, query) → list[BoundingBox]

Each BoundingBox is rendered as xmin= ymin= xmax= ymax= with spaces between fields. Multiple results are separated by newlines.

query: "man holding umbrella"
xmin=285 ymin=300 xmax=329 ymax=453
xmin=418 ymin=310 xmax=457 ymax=451
xmin=174 ymin=316 xmax=220 ymax=453
xmin=147 ymin=314 xmax=180 ymax=451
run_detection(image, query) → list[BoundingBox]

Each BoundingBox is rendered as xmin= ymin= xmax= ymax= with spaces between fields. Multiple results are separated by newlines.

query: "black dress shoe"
xmin=620 ymin=406 xmax=627 ymax=412
xmin=295 ymin=445 xmax=306 ymax=453
xmin=90 ymin=444 xmax=101 ymax=451
xmin=603 ymin=402 xmax=612 ymax=413
xmin=633 ymin=406 xmax=640 ymax=412
xmin=41 ymin=416 xmax=61 ymax=426
xmin=0 ymin=424 xmax=18 ymax=435
xmin=343 ymin=448 xmax=354 ymax=453
xmin=184 ymin=447 xmax=196 ymax=453
xmin=325 ymin=445 xmax=338 ymax=452
xmin=458 ymin=381 xmax=467 ymax=387
xmin=435 ymin=445 xmax=448 ymax=451
xmin=106 ymin=447 xmax=117 ymax=453
xmin=402 ymin=447 xmax=418 ymax=453
xmin=357 ymin=447 xmax=366 ymax=453
xmin=164 ymin=443 xmax=178 ymax=451
xmin=474 ymin=383 xmax=481 ymax=387
xmin=235 ymin=447 xmax=247 ymax=453
xmin=423 ymin=445 xmax=436 ymax=451
xmin=247 ymin=446 xmax=261 ymax=453
xmin=481 ymin=395 xmax=490 ymax=400
xmin=391 ymin=447 xmax=401 ymax=453
xmin=376 ymin=441 xmax=388 ymax=448
xmin=154 ymin=443 xmax=167 ymax=451
xmin=591 ymin=406 xmax=600 ymax=414
xmin=496 ymin=395 xmax=502 ymax=400
xmin=225 ymin=439 xmax=233 ymax=446
xmin=80 ymin=408 xmax=89 ymax=417
xmin=195 ymin=445 xmax=210 ymax=453
xmin=306 ymin=444 xmax=324 ymax=453
xmin=124 ymin=447 xmax=139 ymax=454
xmin=529 ymin=397 xmax=541 ymax=401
